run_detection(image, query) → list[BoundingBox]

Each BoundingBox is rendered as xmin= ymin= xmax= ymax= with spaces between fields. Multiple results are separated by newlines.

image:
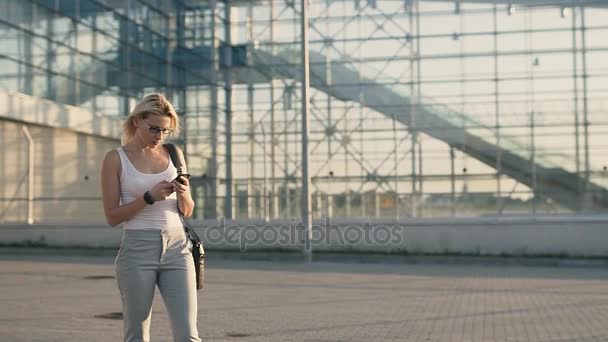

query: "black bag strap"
xmin=163 ymin=143 xmax=183 ymax=174
xmin=163 ymin=144 xmax=203 ymax=247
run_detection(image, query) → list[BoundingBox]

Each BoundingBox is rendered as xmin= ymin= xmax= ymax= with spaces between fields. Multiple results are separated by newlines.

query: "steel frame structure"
xmin=209 ymin=0 xmax=608 ymax=219
xmin=2 ymin=0 xmax=607 ymax=221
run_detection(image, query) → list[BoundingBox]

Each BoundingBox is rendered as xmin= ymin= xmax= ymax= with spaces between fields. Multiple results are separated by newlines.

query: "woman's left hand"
xmin=172 ymin=175 xmax=190 ymax=196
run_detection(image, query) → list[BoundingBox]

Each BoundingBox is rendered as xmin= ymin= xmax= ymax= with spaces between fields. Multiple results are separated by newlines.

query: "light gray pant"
xmin=115 ymin=228 xmax=201 ymax=342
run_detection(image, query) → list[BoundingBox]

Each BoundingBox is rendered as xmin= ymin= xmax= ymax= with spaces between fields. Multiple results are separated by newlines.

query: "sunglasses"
xmin=141 ymin=120 xmax=174 ymax=135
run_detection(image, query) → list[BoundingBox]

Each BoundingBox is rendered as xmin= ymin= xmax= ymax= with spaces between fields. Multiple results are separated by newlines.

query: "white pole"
xmin=22 ymin=126 xmax=34 ymax=225
xmin=259 ymin=123 xmax=269 ymax=222
xmin=300 ymin=0 xmax=312 ymax=259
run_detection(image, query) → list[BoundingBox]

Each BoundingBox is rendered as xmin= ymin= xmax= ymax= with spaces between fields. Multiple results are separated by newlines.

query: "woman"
xmin=101 ymin=93 xmax=200 ymax=342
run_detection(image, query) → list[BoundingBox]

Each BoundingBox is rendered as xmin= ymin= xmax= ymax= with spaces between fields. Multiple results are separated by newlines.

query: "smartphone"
xmin=174 ymin=174 xmax=192 ymax=185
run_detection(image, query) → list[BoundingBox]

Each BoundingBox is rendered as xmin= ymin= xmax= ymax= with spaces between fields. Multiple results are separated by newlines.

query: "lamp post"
xmin=301 ymin=0 xmax=312 ymax=259
xmin=328 ymin=171 xmax=334 ymax=218
xmin=258 ymin=122 xmax=269 ymax=222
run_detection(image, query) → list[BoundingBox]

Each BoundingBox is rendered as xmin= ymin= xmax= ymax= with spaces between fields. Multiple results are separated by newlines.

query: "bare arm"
xmin=101 ymin=150 xmax=147 ymax=227
xmin=172 ymin=147 xmax=196 ymax=218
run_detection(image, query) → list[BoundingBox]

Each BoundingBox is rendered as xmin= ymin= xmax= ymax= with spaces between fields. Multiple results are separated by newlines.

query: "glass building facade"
xmin=2 ymin=0 xmax=607 ymax=220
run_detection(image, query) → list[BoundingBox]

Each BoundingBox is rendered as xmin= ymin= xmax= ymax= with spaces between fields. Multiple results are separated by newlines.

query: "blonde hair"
xmin=122 ymin=93 xmax=180 ymax=144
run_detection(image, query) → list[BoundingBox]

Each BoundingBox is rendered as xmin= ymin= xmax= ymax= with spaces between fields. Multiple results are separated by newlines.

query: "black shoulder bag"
xmin=164 ymin=143 xmax=205 ymax=290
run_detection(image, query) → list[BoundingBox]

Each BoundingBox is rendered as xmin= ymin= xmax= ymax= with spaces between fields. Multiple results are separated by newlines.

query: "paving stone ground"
xmin=1 ymin=250 xmax=608 ymax=341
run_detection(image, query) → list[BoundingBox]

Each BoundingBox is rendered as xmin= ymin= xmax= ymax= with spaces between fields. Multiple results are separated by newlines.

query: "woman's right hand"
xmin=149 ymin=181 xmax=175 ymax=202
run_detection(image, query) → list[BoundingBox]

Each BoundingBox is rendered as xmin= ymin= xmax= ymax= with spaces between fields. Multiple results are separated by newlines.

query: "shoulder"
xmin=174 ymin=145 xmax=187 ymax=167
xmin=102 ymin=148 xmax=122 ymax=173
xmin=164 ymin=143 xmax=185 ymax=158
xmin=174 ymin=145 xmax=185 ymax=158
xmin=104 ymin=149 xmax=120 ymax=163
xmin=166 ymin=144 xmax=187 ymax=168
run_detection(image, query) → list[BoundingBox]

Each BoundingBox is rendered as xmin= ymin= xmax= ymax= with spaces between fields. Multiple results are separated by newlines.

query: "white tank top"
xmin=116 ymin=147 xmax=182 ymax=230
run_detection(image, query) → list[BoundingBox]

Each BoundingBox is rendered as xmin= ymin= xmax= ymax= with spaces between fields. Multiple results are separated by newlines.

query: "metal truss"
xmin=4 ymin=0 xmax=607 ymax=220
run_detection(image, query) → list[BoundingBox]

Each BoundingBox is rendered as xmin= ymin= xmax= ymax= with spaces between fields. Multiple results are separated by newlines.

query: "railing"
xmin=254 ymin=44 xmax=571 ymax=171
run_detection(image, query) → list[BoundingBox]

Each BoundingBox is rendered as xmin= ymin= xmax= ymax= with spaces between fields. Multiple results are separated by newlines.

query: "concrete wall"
xmin=0 ymin=90 xmax=121 ymax=223
xmin=0 ymin=119 xmax=120 ymax=223
xmin=2 ymin=216 xmax=608 ymax=257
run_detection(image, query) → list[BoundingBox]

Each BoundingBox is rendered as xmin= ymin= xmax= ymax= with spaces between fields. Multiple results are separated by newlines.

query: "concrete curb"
xmin=2 ymin=247 xmax=608 ymax=269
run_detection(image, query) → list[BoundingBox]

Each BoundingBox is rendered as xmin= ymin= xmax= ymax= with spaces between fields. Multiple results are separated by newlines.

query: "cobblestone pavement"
xmin=1 ymin=250 xmax=608 ymax=341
